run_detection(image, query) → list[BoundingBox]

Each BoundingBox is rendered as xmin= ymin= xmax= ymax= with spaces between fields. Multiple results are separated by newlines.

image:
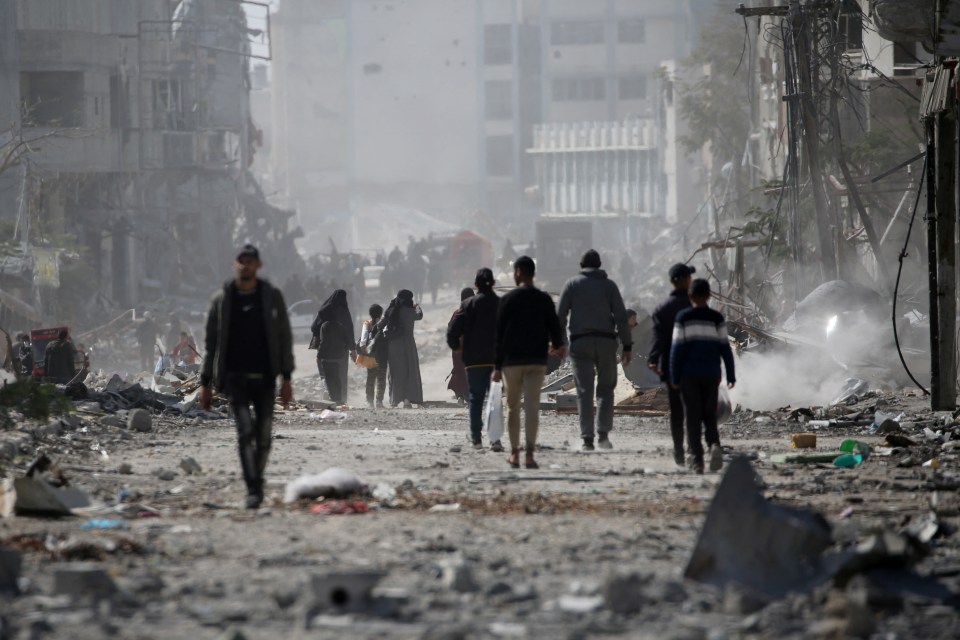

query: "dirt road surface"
xmin=1 ymin=296 xmax=958 ymax=639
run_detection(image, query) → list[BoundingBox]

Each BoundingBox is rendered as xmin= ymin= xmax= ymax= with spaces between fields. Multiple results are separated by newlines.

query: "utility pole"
xmin=790 ymin=1 xmax=837 ymax=283
xmin=934 ymin=101 xmax=957 ymax=410
xmin=736 ymin=1 xmax=839 ymax=296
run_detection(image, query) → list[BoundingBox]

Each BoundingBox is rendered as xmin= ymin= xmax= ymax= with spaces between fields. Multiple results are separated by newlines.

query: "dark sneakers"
xmin=245 ymin=493 xmax=263 ymax=509
xmin=674 ymin=450 xmax=686 ymax=467
xmin=490 ymin=440 xmax=504 ymax=452
xmin=709 ymin=444 xmax=724 ymax=472
xmin=581 ymin=439 xmax=595 ymax=452
xmin=597 ymin=434 xmax=613 ymax=450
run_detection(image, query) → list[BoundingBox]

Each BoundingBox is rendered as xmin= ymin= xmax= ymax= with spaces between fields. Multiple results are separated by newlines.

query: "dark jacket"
xmin=200 ymin=279 xmax=294 ymax=391
xmin=557 ymin=268 xmax=632 ymax=350
xmin=44 ymin=339 xmax=76 ymax=384
xmin=669 ymin=306 xmax=736 ymax=385
xmin=649 ymin=289 xmax=691 ymax=380
xmin=495 ymin=286 xmax=565 ymax=370
xmin=317 ymin=320 xmax=350 ymax=360
xmin=446 ymin=290 xmax=499 ymax=367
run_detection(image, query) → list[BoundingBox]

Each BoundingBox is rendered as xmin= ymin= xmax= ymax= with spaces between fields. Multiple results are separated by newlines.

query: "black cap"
xmin=669 ymin=263 xmax=695 ymax=281
xmin=690 ymin=278 xmax=711 ymax=298
xmin=236 ymin=244 xmax=260 ymax=261
xmin=581 ymin=249 xmax=602 ymax=269
xmin=474 ymin=267 xmax=495 ymax=288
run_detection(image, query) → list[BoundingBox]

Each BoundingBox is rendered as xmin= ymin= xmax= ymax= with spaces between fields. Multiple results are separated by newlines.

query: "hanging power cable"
xmin=892 ymin=153 xmax=929 ymax=395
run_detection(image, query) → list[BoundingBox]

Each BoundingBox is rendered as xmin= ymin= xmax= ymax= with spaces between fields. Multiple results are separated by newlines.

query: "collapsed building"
xmin=0 ymin=0 xmax=302 ymax=331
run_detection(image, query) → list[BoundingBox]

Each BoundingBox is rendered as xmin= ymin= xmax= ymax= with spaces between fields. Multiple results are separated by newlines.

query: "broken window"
xmin=552 ymin=77 xmax=606 ymax=102
xmin=486 ymin=135 xmax=514 ymax=177
xmin=550 ymin=22 xmax=604 ymax=46
xmin=485 ymin=24 xmax=512 ymax=65
xmin=485 ymin=80 xmax=513 ymax=120
xmin=20 ymin=71 xmax=85 ymax=127
xmin=618 ymin=19 xmax=645 ymax=44
xmin=618 ymin=75 xmax=647 ymax=100
xmin=839 ymin=0 xmax=863 ymax=51
xmin=153 ymin=79 xmax=187 ymax=131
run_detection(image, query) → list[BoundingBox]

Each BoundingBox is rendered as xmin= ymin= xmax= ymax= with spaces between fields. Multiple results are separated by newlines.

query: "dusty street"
xmin=2 ymin=361 xmax=960 ymax=639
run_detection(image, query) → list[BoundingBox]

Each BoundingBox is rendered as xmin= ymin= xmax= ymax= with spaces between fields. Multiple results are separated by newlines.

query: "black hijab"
xmin=460 ymin=287 xmax=475 ymax=302
xmin=384 ymin=289 xmax=415 ymax=330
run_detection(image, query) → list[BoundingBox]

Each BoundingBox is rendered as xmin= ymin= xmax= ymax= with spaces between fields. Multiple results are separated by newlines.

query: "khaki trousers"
xmin=501 ymin=364 xmax=546 ymax=451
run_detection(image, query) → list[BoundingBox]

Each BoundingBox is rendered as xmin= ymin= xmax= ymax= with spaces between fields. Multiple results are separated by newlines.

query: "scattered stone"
xmin=722 ymin=584 xmax=772 ymax=615
xmin=52 ymin=564 xmax=118 ymax=601
xmin=216 ymin=627 xmax=249 ymax=640
xmin=441 ymin=558 xmax=479 ymax=593
xmin=179 ymin=457 xmax=202 ymax=475
xmin=156 ymin=470 xmax=177 ymax=481
xmin=99 ymin=415 xmax=126 ymax=429
xmin=0 ymin=547 xmax=22 ymax=596
xmin=117 ymin=463 xmax=133 ymax=475
xmin=685 ymin=457 xmax=833 ymax=597
xmin=557 ymin=594 xmax=604 ymax=614
xmin=449 ymin=446 xmax=462 ymax=453
xmin=372 ymin=483 xmax=397 ymax=502
xmin=487 ymin=581 xmax=513 ymax=597
xmin=602 ymin=571 xmax=648 ymax=614
xmin=307 ymin=569 xmax=386 ymax=614
xmin=127 ymin=409 xmax=153 ymax=433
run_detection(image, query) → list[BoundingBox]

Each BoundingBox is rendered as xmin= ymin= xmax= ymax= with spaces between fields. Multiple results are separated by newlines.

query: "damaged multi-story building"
xmin=0 ymin=0 xmax=300 ymax=330
xmin=266 ymin=0 xmax=713 ymax=255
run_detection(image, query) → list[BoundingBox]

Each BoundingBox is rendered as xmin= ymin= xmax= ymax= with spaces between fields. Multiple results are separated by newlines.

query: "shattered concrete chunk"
xmin=684 ymin=456 xmax=833 ymax=597
xmin=0 ymin=547 xmax=22 ymax=596
xmin=441 ymin=557 xmax=479 ymax=593
xmin=127 ymin=409 xmax=153 ymax=433
xmin=179 ymin=457 xmax=202 ymax=475
xmin=303 ymin=569 xmax=387 ymax=626
xmin=52 ymin=564 xmax=118 ymax=601
xmin=602 ymin=571 xmax=649 ymax=614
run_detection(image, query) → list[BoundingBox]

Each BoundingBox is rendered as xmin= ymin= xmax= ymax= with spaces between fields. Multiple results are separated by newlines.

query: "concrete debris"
xmin=1 ymin=476 xmax=92 ymax=517
xmin=284 ymin=469 xmax=368 ymax=503
xmin=303 ymin=569 xmax=387 ymax=625
xmin=179 ymin=457 xmax=202 ymax=475
xmin=52 ymin=564 xmax=118 ymax=601
xmin=441 ymin=557 xmax=479 ymax=593
xmin=127 ymin=409 xmax=153 ymax=433
xmin=0 ymin=547 xmax=22 ymax=596
xmin=685 ymin=457 xmax=834 ymax=597
xmin=602 ymin=571 xmax=649 ymax=614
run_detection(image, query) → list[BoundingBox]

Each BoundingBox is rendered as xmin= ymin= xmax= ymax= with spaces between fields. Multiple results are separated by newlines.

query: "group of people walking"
xmin=198 ymin=243 xmax=736 ymax=508
xmin=310 ymin=287 xmax=424 ymax=409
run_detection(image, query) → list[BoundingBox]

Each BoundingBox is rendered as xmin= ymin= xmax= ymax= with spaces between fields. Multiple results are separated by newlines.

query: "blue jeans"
xmin=466 ymin=366 xmax=494 ymax=443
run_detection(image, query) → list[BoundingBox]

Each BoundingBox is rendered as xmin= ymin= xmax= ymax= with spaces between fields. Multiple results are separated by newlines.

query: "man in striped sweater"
xmin=669 ymin=279 xmax=736 ymax=474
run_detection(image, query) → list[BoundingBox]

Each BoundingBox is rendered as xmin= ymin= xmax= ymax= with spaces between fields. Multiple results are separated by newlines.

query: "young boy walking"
xmin=669 ymin=279 xmax=735 ymax=474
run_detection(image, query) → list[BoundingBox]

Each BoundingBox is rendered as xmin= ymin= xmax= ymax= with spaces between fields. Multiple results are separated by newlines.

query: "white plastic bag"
xmin=485 ymin=381 xmax=504 ymax=442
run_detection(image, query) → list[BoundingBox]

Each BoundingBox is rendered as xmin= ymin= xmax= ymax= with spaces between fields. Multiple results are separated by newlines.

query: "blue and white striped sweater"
xmin=669 ymin=306 xmax=736 ymax=385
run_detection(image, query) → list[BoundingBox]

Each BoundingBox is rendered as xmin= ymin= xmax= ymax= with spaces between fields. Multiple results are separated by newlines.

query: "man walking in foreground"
xmin=557 ymin=250 xmax=632 ymax=451
xmin=649 ymin=263 xmax=695 ymax=466
xmin=669 ymin=279 xmax=735 ymax=474
xmin=200 ymin=244 xmax=294 ymax=508
xmin=447 ymin=268 xmax=502 ymax=451
xmin=494 ymin=257 xmax=566 ymax=469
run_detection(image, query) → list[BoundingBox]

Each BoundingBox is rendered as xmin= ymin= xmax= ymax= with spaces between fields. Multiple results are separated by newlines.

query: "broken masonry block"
xmin=684 ymin=456 xmax=833 ymax=598
xmin=52 ymin=564 xmax=118 ymax=601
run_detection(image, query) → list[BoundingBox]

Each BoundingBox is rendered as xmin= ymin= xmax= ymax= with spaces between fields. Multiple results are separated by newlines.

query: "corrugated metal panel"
xmin=920 ymin=65 xmax=953 ymax=120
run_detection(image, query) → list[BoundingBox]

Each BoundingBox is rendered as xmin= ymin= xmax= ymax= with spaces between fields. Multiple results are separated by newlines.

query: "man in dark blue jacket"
xmin=447 ymin=268 xmax=501 ymax=451
xmin=648 ymin=263 xmax=695 ymax=466
xmin=669 ymin=279 xmax=736 ymax=474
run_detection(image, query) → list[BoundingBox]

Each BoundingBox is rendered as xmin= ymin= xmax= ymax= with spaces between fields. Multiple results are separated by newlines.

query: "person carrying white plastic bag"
xmin=492 ymin=256 xmax=567 ymax=469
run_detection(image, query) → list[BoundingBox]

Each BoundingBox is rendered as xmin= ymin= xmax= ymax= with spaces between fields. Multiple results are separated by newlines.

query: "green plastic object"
xmin=839 ymin=439 xmax=871 ymax=459
xmin=833 ymin=453 xmax=863 ymax=468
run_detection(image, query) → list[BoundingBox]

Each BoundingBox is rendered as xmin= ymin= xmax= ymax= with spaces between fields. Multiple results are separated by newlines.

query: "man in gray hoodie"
xmin=557 ymin=250 xmax=632 ymax=451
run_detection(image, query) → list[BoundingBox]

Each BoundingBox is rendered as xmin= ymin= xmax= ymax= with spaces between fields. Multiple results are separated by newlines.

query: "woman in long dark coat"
xmin=446 ymin=287 xmax=474 ymax=404
xmin=311 ymin=289 xmax=355 ymax=403
xmin=384 ymin=289 xmax=423 ymax=408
